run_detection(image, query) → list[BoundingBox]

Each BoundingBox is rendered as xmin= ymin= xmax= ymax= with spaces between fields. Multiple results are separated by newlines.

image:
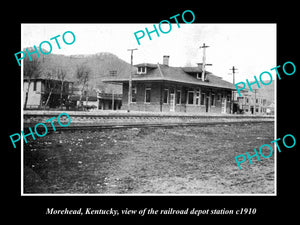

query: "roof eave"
xmin=103 ymin=78 xmax=235 ymax=90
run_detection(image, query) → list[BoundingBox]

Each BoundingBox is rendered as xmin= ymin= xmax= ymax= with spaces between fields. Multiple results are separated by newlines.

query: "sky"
xmin=22 ymin=23 xmax=276 ymax=83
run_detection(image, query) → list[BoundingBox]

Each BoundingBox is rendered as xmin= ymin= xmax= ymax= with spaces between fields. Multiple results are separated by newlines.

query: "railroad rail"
xmin=23 ymin=110 xmax=274 ymax=130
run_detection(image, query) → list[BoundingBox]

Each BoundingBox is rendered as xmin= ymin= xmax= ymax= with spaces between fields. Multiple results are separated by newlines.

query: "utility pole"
xmin=229 ymin=66 xmax=238 ymax=114
xmin=199 ymin=43 xmax=212 ymax=82
xmin=229 ymin=66 xmax=238 ymax=85
xmin=127 ymin=48 xmax=138 ymax=112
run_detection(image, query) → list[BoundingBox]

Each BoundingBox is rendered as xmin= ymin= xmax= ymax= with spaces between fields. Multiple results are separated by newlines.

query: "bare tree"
xmin=56 ymin=67 xmax=67 ymax=109
xmin=75 ymin=63 xmax=90 ymax=109
xmin=43 ymin=70 xmax=58 ymax=109
xmin=23 ymin=54 xmax=41 ymax=109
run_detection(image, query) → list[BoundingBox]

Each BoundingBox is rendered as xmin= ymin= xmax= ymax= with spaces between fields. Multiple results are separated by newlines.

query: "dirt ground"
xmin=24 ymin=122 xmax=275 ymax=194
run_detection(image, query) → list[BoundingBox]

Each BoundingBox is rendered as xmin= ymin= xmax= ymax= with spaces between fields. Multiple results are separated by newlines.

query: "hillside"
xmin=25 ymin=50 xmax=132 ymax=95
xmin=257 ymin=81 xmax=275 ymax=104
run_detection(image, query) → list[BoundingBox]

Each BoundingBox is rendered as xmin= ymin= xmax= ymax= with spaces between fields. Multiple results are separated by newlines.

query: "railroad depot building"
xmin=103 ymin=56 xmax=235 ymax=114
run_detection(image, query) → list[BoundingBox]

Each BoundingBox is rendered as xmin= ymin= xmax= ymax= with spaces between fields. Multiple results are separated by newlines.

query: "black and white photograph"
xmin=5 ymin=5 xmax=297 ymax=221
xmin=20 ymin=23 xmax=276 ymax=195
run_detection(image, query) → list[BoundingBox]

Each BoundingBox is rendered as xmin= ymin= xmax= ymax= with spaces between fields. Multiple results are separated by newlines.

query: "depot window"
xmin=131 ymin=86 xmax=137 ymax=103
xmin=211 ymin=94 xmax=215 ymax=106
xmin=200 ymin=93 xmax=205 ymax=105
xmin=187 ymin=91 xmax=194 ymax=105
xmin=145 ymin=88 xmax=151 ymax=103
xmin=137 ymin=67 xmax=147 ymax=74
xmin=163 ymin=89 xmax=169 ymax=104
xmin=195 ymin=89 xmax=200 ymax=105
xmin=176 ymin=90 xmax=181 ymax=104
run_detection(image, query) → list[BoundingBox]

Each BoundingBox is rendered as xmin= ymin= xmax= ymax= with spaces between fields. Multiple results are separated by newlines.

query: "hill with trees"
xmin=24 ymin=49 xmax=131 ymax=96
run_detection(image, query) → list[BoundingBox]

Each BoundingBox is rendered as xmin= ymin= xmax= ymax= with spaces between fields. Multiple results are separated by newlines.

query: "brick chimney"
xmin=163 ymin=55 xmax=170 ymax=66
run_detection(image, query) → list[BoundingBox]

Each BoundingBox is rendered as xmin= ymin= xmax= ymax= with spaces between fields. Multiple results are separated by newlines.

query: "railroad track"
xmin=23 ymin=111 xmax=274 ymax=131
xmin=52 ymin=120 xmax=274 ymax=131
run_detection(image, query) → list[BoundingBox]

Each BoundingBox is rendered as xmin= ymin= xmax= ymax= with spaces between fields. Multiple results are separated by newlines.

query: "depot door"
xmin=250 ymin=106 xmax=254 ymax=114
xmin=221 ymin=98 xmax=226 ymax=113
xmin=170 ymin=93 xmax=175 ymax=112
xmin=205 ymin=96 xmax=209 ymax=112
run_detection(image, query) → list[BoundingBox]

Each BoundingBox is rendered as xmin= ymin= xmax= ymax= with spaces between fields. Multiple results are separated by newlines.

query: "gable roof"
xmin=103 ymin=63 xmax=235 ymax=90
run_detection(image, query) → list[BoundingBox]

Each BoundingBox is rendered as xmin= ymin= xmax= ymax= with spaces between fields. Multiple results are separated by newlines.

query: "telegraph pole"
xmin=199 ymin=43 xmax=212 ymax=82
xmin=229 ymin=66 xmax=238 ymax=114
xmin=127 ymin=48 xmax=138 ymax=112
xmin=229 ymin=66 xmax=238 ymax=85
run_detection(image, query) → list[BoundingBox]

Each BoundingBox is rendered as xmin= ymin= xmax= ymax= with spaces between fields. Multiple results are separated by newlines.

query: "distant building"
xmin=95 ymin=72 xmax=123 ymax=110
xmin=103 ymin=56 xmax=235 ymax=114
xmin=70 ymin=92 xmax=122 ymax=111
xmin=266 ymin=102 xmax=275 ymax=115
xmin=23 ymin=78 xmax=73 ymax=109
xmin=236 ymin=91 xmax=268 ymax=114
xmin=68 ymin=95 xmax=98 ymax=110
xmin=97 ymin=91 xmax=122 ymax=110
